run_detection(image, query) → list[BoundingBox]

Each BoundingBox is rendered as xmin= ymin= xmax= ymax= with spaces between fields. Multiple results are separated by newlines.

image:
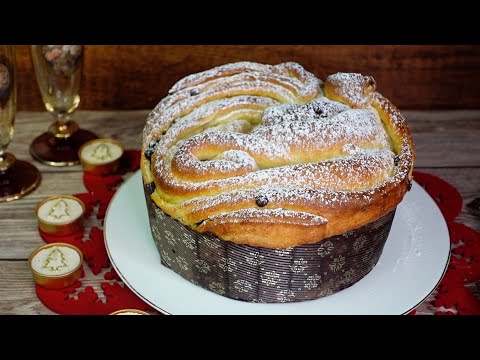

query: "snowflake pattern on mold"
xmin=160 ymin=250 xmax=173 ymax=267
xmin=353 ymin=236 xmax=367 ymax=253
xmin=234 ymin=279 xmax=252 ymax=293
xmin=245 ymin=251 xmax=265 ymax=266
xmin=182 ymin=232 xmax=196 ymax=250
xmin=203 ymin=237 xmax=221 ymax=249
xmin=329 ymin=255 xmax=345 ymax=272
xmin=164 ymin=229 xmax=177 ymax=247
xmin=209 ymin=282 xmax=225 ymax=295
xmin=154 ymin=206 xmax=166 ymax=220
xmin=194 ymin=259 xmax=210 ymax=274
xmin=151 ymin=223 xmax=162 ymax=241
xmin=276 ymin=289 xmax=296 ymax=303
xmin=341 ymin=268 xmax=356 ymax=284
xmin=273 ymin=248 xmax=292 ymax=257
xmin=250 ymin=298 xmax=267 ymax=304
xmin=176 ymin=256 xmax=189 ymax=270
xmin=261 ymin=271 xmax=280 ymax=286
xmin=372 ymin=218 xmax=386 ymax=230
xmin=362 ymin=247 xmax=374 ymax=264
xmin=304 ymin=274 xmax=322 ymax=290
xmin=219 ymin=258 xmax=237 ymax=272
xmin=317 ymin=240 xmax=334 ymax=258
xmin=290 ymin=258 xmax=308 ymax=273
xmin=318 ymin=288 xmax=333 ymax=297
xmin=342 ymin=230 xmax=355 ymax=238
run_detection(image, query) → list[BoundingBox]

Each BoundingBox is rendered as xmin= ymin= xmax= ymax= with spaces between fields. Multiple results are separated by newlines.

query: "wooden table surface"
xmin=1 ymin=110 xmax=479 ymax=315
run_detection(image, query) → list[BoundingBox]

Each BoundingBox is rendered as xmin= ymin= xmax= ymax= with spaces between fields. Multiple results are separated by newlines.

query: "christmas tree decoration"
xmin=29 ymin=242 xmax=83 ymax=289
xmin=35 ymin=149 xmax=156 ymax=314
xmin=36 ymin=195 xmax=85 ymax=236
xmin=79 ymin=138 xmax=124 ymax=175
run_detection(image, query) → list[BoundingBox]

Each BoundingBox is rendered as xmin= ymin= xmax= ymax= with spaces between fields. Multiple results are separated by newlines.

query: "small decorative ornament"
xmin=109 ymin=309 xmax=150 ymax=315
xmin=79 ymin=138 xmax=124 ymax=175
xmin=36 ymin=195 xmax=85 ymax=236
xmin=29 ymin=242 xmax=83 ymax=289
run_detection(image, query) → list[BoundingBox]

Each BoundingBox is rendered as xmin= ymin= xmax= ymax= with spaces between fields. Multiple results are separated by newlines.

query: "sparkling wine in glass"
xmin=30 ymin=45 xmax=97 ymax=166
xmin=0 ymin=45 xmax=41 ymax=202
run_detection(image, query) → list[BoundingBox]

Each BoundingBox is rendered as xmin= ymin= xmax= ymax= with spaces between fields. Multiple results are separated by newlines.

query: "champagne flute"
xmin=30 ymin=45 xmax=97 ymax=166
xmin=0 ymin=45 xmax=41 ymax=202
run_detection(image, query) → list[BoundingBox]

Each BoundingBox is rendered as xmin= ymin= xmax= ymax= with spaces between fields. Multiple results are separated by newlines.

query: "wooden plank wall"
xmin=15 ymin=45 xmax=480 ymax=111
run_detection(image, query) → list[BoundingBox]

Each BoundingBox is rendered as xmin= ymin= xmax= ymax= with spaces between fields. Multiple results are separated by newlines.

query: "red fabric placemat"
xmin=34 ymin=156 xmax=480 ymax=315
xmin=35 ymin=150 xmax=158 ymax=315
xmin=409 ymin=172 xmax=480 ymax=315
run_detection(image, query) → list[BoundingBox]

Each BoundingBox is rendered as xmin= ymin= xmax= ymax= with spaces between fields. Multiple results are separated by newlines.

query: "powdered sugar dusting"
xmin=170 ymin=61 xmax=320 ymax=99
xmin=163 ymin=96 xmax=278 ymax=149
xmin=326 ymin=73 xmax=375 ymax=108
xmin=167 ymin=104 xmax=391 ymax=182
xmin=144 ymin=80 xmax=302 ymax=146
xmin=144 ymin=62 xmax=320 ymax=146
xmin=262 ymin=96 xmax=349 ymax=126
xmin=143 ymin=62 xmax=413 ymax=240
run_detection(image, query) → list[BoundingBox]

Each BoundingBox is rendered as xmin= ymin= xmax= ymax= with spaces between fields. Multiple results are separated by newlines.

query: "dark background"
xmin=15 ymin=45 xmax=480 ymax=111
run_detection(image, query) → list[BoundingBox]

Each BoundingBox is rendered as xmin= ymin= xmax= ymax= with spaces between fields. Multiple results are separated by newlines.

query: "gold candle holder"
xmin=110 ymin=309 xmax=151 ymax=315
xmin=78 ymin=138 xmax=124 ymax=175
xmin=29 ymin=242 xmax=83 ymax=289
xmin=36 ymin=195 xmax=85 ymax=236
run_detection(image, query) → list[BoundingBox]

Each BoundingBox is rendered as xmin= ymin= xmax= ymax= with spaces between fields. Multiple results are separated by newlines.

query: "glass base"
xmin=30 ymin=129 xmax=98 ymax=166
xmin=0 ymin=158 xmax=41 ymax=202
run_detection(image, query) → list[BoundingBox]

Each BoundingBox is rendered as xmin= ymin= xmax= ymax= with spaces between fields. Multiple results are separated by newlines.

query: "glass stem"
xmin=0 ymin=151 xmax=15 ymax=172
xmin=48 ymin=113 xmax=79 ymax=139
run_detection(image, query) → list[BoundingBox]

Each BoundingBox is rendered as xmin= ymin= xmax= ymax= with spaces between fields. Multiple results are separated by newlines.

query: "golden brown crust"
xmin=141 ymin=63 xmax=415 ymax=248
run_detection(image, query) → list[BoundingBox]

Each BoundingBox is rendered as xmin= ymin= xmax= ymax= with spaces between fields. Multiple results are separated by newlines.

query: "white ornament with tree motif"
xmin=36 ymin=195 xmax=85 ymax=235
xmin=29 ymin=242 xmax=83 ymax=289
xmin=79 ymin=138 xmax=124 ymax=175
xmin=31 ymin=245 xmax=81 ymax=276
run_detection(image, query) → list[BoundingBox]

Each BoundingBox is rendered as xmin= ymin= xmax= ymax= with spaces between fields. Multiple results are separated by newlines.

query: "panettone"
xmin=141 ymin=61 xmax=415 ymax=303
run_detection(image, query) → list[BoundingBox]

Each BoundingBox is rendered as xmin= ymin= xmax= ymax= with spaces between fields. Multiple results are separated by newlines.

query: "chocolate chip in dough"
xmin=144 ymin=149 xmax=154 ymax=160
xmin=145 ymin=140 xmax=159 ymax=160
xmin=394 ymin=156 xmax=400 ymax=166
xmin=189 ymin=89 xmax=199 ymax=96
xmin=255 ymin=195 xmax=269 ymax=207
